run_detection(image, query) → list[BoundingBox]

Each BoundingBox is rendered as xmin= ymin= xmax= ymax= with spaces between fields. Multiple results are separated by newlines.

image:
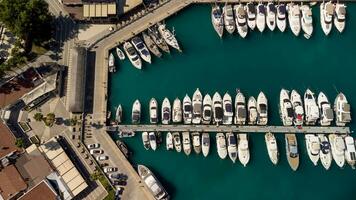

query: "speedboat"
xmin=182 ymin=132 xmax=191 ymax=155
xmin=116 ymin=46 xmax=125 ymax=60
xmin=334 ymin=3 xmax=346 ymax=33
xmin=149 ymin=132 xmax=157 ymax=151
xmin=115 ymin=104 xmax=122 ymax=124
xmin=328 ymin=134 xmax=345 ymax=168
xmin=235 ymin=90 xmax=247 ymax=125
xmin=304 ymin=89 xmax=320 ymax=125
xmin=238 ymin=133 xmax=250 ymax=167
xmin=142 ymin=132 xmax=150 ymax=150
xmin=213 ymin=92 xmax=223 ymax=125
xmin=166 ymin=132 xmax=174 ymax=150
xmin=172 ymin=132 xmax=182 ymax=152
xmin=147 ymin=26 xmax=170 ymax=53
xmin=305 ymin=134 xmax=320 ymax=166
xmin=131 ymin=36 xmax=151 ymax=64
xmin=123 ymin=42 xmax=142 ymax=69
xmin=265 ymin=132 xmax=279 ymax=165
xmin=192 ymin=88 xmax=203 ymax=124
xmin=287 ymin=3 xmax=301 ymax=36
xmin=234 ymin=4 xmax=248 ymax=38
xmin=202 ymin=94 xmax=213 ymax=124
xmin=246 ymin=2 xmax=257 ymax=30
xmin=300 ymin=5 xmax=313 ymax=38
xmin=266 ymin=2 xmax=277 ymax=31
xmin=223 ymin=4 xmax=235 ymax=34
xmin=248 ymin=96 xmax=258 ymax=125
xmin=344 ymin=135 xmax=356 ymax=169
xmin=290 ymin=90 xmax=304 ymax=126
xmin=222 ymin=92 xmax=233 ymax=125
xmin=334 ymin=92 xmax=351 ymax=126
xmin=108 ymin=53 xmax=116 ymax=73
xmin=279 ymin=89 xmax=293 ymax=126
xmin=317 ymin=92 xmax=334 ymax=126
xmin=211 ymin=5 xmax=224 ymax=38
xmin=161 ymin=98 xmax=171 ymax=124
xmin=137 ymin=165 xmax=169 ymax=200
xmin=257 ymin=92 xmax=268 ymax=125
xmin=142 ymin=32 xmax=162 ymax=58
xmin=183 ymin=95 xmax=193 ymax=124
xmin=191 ymin=132 xmax=201 ymax=154
xmin=201 ymin=133 xmax=210 ymax=157
xmin=276 ymin=3 xmax=287 ymax=32
xmin=318 ymin=134 xmax=332 ymax=170
xmin=158 ymin=23 xmax=181 ymax=52
xmin=149 ymin=98 xmax=158 ymax=124
xmin=285 ymin=133 xmax=299 ymax=171
xmin=216 ymin=133 xmax=227 ymax=159
xmin=256 ymin=3 xmax=266 ymax=32
xmin=132 ymin=100 xmax=141 ymax=124
xmin=320 ymin=1 xmax=334 ymax=36
xmin=226 ymin=132 xmax=238 ymax=163
xmin=172 ymin=98 xmax=182 ymax=123
xmin=156 ymin=132 xmax=163 ymax=146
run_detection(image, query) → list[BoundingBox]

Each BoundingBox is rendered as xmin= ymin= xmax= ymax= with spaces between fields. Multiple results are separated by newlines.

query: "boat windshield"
xmin=204 ymin=110 xmax=211 ymax=117
xmin=278 ymin=5 xmax=286 ymax=13
xmin=238 ymin=108 xmax=247 ymax=118
xmin=149 ymin=135 xmax=155 ymax=140
xmin=229 ymin=135 xmax=237 ymax=145
xmin=184 ymin=105 xmax=192 ymax=112
xmin=225 ymin=103 xmax=233 ymax=112
xmin=287 ymin=107 xmax=294 ymax=117
xmin=215 ymin=107 xmax=223 ymax=118
xmin=259 ymin=104 xmax=267 ymax=113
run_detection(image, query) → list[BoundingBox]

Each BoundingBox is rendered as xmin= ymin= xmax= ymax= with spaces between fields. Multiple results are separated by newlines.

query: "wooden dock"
xmin=107 ymin=125 xmax=351 ymax=134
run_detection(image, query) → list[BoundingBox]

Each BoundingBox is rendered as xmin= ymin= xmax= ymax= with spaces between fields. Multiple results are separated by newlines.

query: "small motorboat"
xmin=182 ymin=132 xmax=191 ymax=155
xmin=149 ymin=132 xmax=157 ymax=151
xmin=166 ymin=132 xmax=174 ymax=151
xmin=216 ymin=132 xmax=227 ymax=159
xmin=191 ymin=132 xmax=201 ymax=154
xmin=116 ymin=46 xmax=125 ymax=60
xmin=226 ymin=132 xmax=238 ymax=163
xmin=142 ymin=132 xmax=150 ymax=150
xmin=201 ymin=133 xmax=210 ymax=157
xmin=172 ymin=132 xmax=182 ymax=152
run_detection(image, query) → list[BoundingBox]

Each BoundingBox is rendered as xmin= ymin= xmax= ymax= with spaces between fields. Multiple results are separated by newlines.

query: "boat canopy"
xmin=278 ymin=4 xmax=286 ymax=13
xmin=338 ymin=6 xmax=346 ymax=15
xmin=342 ymin=103 xmax=351 ymax=112
xmin=237 ymin=108 xmax=247 ymax=118
xmin=268 ymin=4 xmax=276 ymax=12
xmin=326 ymin=4 xmax=334 ymax=15
xmin=248 ymin=3 xmax=256 ymax=13
xmin=229 ymin=135 xmax=237 ymax=145
xmin=325 ymin=108 xmax=334 ymax=120
xmin=225 ymin=103 xmax=233 ymax=113
xmin=238 ymin=7 xmax=245 ymax=16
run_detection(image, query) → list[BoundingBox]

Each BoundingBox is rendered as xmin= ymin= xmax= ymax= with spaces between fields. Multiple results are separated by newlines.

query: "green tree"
xmin=33 ymin=112 xmax=43 ymax=121
xmin=15 ymin=138 xmax=25 ymax=148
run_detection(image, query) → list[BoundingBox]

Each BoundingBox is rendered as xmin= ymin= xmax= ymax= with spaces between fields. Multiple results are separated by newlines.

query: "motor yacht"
xmin=192 ymin=88 xmax=203 ymax=124
xmin=142 ymin=32 xmax=162 ymax=58
xmin=213 ymin=92 xmax=223 ymax=125
xmin=226 ymin=132 xmax=238 ymax=163
xmin=161 ymin=98 xmax=171 ymax=124
xmin=116 ymin=46 xmax=125 ymax=60
xmin=285 ymin=133 xmax=299 ymax=171
xmin=257 ymin=92 xmax=268 ymax=125
xmin=318 ymin=134 xmax=332 ymax=170
xmin=300 ymin=5 xmax=313 ymax=37
xmin=172 ymin=132 xmax=182 ymax=152
xmin=202 ymin=94 xmax=213 ymax=124
xmin=279 ymin=89 xmax=293 ymax=126
xmin=172 ymin=98 xmax=182 ymax=123
xmin=202 ymin=133 xmax=210 ymax=157
xmin=158 ymin=23 xmax=182 ymax=52
xmin=287 ymin=3 xmax=301 ymax=36
xmin=256 ymin=3 xmax=266 ymax=32
xmin=211 ymin=5 xmax=224 ymax=38
xmin=245 ymin=2 xmax=257 ymax=30
xmin=329 ymin=133 xmax=345 ymax=168
xmin=131 ymin=36 xmax=152 ymax=64
xmin=183 ymin=95 xmax=193 ymax=124
xmin=216 ymin=132 xmax=227 ymax=159
xmin=344 ymin=135 xmax=356 ymax=169
xmin=132 ymin=100 xmax=141 ymax=124
xmin=149 ymin=98 xmax=158 ymax=124
xmin=108 ymin=53 xmax=116 ymax=73
xmin=115 ymin=104 xmax=122 ymax=124
xmin=265 ymin=132 xmax=279 ymax=165
xmin=305 ymin=134 xmax=320 ymax=166
xmin=320 ymin=1 xmax=334 ymax=36
xmin=149 ymin=132 xmax=157 ymax=151
xmin=142 ymin=132 xmax=150 ymax=150
xmin=266 ymin=2 xmax=277 ymax=31
xmin=317 ymin=92 xmax=334 ymax=126
xmin=123 ymin=42 xmax=142 ymax=69
xmin=248 ymin=96 xmax=258 ymax=125
xmin=235 ymin=90 xmax=247 ymax=125
xmin=137 ymin=165 xmax=169 ymax=200
xmin=276 ymin=3 xmax=287 ymax=32
xmin=290 ymin=90 xmax=304 ymax=126
xmin=304 ymin=89 xmax=320 ymax=125
xmin=182 ymin=132 xmax=191 ymax=156
xmin=334 ymin=92 xmax=351 ymax=126
xmin=334 ymin=3 xmax=346 ymax=33
xmin=223 ymin=92 xmax=233 ymax=125
xmin=223 ymin=4 xmax=236 ymax=34
xmin=191 ymin=132 xmax=201 ymax=154
xmin=238 ymin=133 xmax=250 ymax=167
xmin=234 ymin=4 xmax=248 ymax=38
xmin=147 ymin=26 xmax=170 ymax=53
xmin=166 ymin=132 xmax=173 ymax=151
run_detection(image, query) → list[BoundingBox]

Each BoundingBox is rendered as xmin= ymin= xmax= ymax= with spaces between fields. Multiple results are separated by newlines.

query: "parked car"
xmin=104 ymin=167 xmax=118 ymax=173
xmin=87 ymin=143 xmax=100 ymax=149
xmin=109 ymin=173 xmax=128 ymax=180
xmin=96 ymin=155 xmax=108 ymax=161
xmin=90 ymin=149 xmax=104 ymax=155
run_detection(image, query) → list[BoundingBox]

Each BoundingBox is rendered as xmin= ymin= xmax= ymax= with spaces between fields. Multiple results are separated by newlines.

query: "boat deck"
xmin=107 ymin=125 xmax=351 ymax=134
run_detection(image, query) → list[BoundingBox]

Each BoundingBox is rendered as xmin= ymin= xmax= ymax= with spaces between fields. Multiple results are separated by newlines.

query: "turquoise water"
xmin=109 ymin=4 xmax=356 ymax=200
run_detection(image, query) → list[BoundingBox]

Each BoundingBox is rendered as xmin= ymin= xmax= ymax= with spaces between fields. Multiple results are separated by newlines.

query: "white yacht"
xmin=202 ymin=133 xmax=210 ymax=157
xmin=344 ymin=135 xmax=356 ymax=169
xmin=245 ymin=2 xmax=257 ymax=30
xmin=334 ymin=92 xmax=351 ymax=126
xmin=266 ymin=2 xmax=277 ymax=31
xmin=149 ymin=98 xmax=158 ymax=124
xmin=108 ymin=53 xmax=116 ymax=73
xmin=142 ymin=132 xmax=150 ymax=150
xmin=131 ymin=36 xmax=152 ymax=64
xmin=320 ymin=1 xmax=334 ymax=36
xmin=172 ymin=132 xmax=182 ymax=152
xmin=137 ymin=165 xmax=169 ymax=200
xmin=334 ymin=3 xmax=346 ymax=33
xmin=115 ymin=104 xmax=122 ymax=124
xmin=305 ymin=134 xmax=320 ymax=166
xmin=216 ymin=133 xmax=227 ymax=159
xmin=172 ymin=98 xmax=182 ymax=123
xmin=166 ymin=132 xmax=173 ymax=151
xmin=290 ymin=90 xmax=304 ymax=126
xmin=226 ymin=132 xmax=238 ymax=163
xmin=223 ymin=93 xmax=233 ymax=125
xmin=300 ymin=5 xmax=313 ymax=37
xmin=158 ymin=23 xmax=182 ymax=52
xmin=318 ymin=134 xmax=332 ymax=170
xmin=147 ymin=26 xmax=170 ymax=54
xmin=234 ymin=4 xmax=248 ymax=38
xmin=211 ymin=5 xmax=224 ymax=38
xmin=285 ymin=133 xmax=299 ymax=171
xmin=202 ymin=94 xmax=213 ymax=124
xmin=161 ymin=98 xmax=171 ymax=125
xmin=235 ymin=90 xmax=247 ymax=125
xmin=247 ymin=97 xmax=257 ymax=125
xmin=276 ymin=3 xmax=287 ymax=32
xmin=257 ymin=92 xmax=268 ymax=125
xmin=149 ymin=132 xmax=157 ymax=151
xmin=132 ymin=100 xmax=141 ymax=124
xmin=317 ymin=92 xmax=334 ymax=126
xmin=182 ymin=132 xmax=191 ymax=156
xmin=279 ymin=89 xmax=293 ymax=126
xmin=116 ymin=46 xmax=125 ymax=60
xmin=329 ymin=134 xmax=345 ymax=168
xmin=213 ymin=92 xmax=223 ymax=125
xmin=238 ymin=133 xmax=250 ymax=167
xmin=183 ymin=95 xmax=193 ymax=124
xmin=265 ymin=132 xmax=279 ymax=165
xmin=191 ymin=132 xmax=201 ymax=154
xmin=223 ymin=4 xmax=236 ymax=34
xmin=123 ymin=42 xmax=142 ymax=69
xmin=142 ymin=32 xmax=162 ymax=58
xmin=192 ymin=88 xmax=203 ymax=124
xmin=256 ymin=3 xmax=266 ymax=32
xmin=287 ymin=3 xmax=301 ymax=36
xmin=304 ymin=89 xmax=320 ymax=125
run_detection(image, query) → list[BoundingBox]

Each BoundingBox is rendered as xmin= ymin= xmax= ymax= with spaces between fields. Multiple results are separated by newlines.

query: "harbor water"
xmin=109 ymin=4 xmax=356 ymax=200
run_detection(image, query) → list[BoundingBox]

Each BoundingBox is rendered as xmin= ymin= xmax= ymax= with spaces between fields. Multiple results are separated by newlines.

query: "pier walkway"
xmin=107 ymin=125 xmax=351 ymax=134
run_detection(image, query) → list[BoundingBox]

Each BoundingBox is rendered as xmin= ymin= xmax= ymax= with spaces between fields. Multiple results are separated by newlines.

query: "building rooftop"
xmin=18 ymin=180 xmax=58 ymax=200
xmin=0 ymin=165 xmax=27 ymax=200
xmin=0 ymin=122 xmax=20 ymax=159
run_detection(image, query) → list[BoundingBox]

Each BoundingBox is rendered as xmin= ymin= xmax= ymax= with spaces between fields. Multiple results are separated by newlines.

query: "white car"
xmin=90 ymin=149 xmax=103 ymax=155
xmin=87 ymin=143 xmax=100 ymax=149
xmin=96 ymin=155 xmax=108 ymax=161
xmin=104 ymin=167 xmax=118 ymax=173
